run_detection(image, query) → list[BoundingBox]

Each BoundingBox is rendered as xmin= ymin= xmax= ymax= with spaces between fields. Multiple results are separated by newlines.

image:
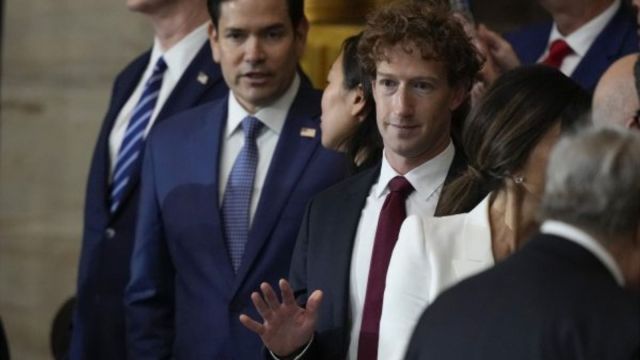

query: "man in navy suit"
xmin=70 ymin=0 xmax=228 ymax=359
xmin=124 ymin=0 xmax=345 ymax=358
xmin=405 ymin=126 xmax=640 ymax=360
xmin=478 ymin=0 xmax=638 ymax=92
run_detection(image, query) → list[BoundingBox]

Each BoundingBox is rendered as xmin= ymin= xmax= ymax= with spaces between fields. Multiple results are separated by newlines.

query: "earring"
xmin=513 ymin=175 xmax=525 ymax=184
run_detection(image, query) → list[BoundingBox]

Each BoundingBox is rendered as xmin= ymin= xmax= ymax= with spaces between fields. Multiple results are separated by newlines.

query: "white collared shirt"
xmin=218 ymin=74 xmax=301 ymax=225
xmin=347 ymin=141 xmax=455 ymax=359
xmin=541 ymin=220 xmax=625 ymax=286
xmin=108 ymin=22 xmax=209 ymax=175
xmin=538 ymin=0 xmax=620 ymax=76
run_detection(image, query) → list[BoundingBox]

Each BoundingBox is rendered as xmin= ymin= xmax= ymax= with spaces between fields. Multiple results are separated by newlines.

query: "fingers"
xmin=239 ymin=313 xmax=265 ymax=335
xmin=260 ymin=282 xmax=281 ymax=311
xmin=251 ymin=290 xmax=272 ymax=321
xmin=279 ymin=279 xmax=297 ymax=307
xmin=305 ymin=289 xmax=324 ymax=316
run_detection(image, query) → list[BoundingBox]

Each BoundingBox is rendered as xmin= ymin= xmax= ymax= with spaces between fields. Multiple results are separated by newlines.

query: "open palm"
xmin=240 ymin=279 xmax=322 ymax=357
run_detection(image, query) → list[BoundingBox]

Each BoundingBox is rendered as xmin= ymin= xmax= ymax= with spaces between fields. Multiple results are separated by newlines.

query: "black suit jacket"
xmin=70 ymin=41 xmax=228 ymax=360
xmin=288 ymin=149 xmax=467 ymax=359
xmin=406 ymin=233 xmax=640 ymax=360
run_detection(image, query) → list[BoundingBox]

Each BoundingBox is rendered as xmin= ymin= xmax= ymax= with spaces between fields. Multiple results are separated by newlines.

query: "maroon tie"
xmin=541 ymin=39 xmax=573 ymax=69
xmin=358 ymin=176 xmax=414 ymax=360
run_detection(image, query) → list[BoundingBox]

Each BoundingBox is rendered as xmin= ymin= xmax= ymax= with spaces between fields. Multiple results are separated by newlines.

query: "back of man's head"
xmin=541 ymin=126 xmax=640 ymax=239
xmin=593 ymin=54 xmax=640 ymax=129
xmin=207 ymin=0 xmax=305 ymax=29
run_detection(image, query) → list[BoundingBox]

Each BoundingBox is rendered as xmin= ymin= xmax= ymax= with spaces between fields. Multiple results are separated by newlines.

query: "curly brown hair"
xmin=358 ymin=0 xmax=483 ymax=90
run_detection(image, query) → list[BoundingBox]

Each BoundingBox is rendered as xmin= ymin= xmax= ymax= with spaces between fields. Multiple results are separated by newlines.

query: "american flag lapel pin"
xmin=300 ymin=127 xmax=316 ymax=138
xmin=197 ymin=72 xmax=209 ymax=85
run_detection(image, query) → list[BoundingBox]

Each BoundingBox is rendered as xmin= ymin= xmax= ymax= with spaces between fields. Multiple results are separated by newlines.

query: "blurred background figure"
xmin=406 ymin=126 xmax=640 ymax=360
xmin=70 ymin=0 xmax=228 ymax=358
xmin=593 ymin=53 xmax=640 ymax=129
xmin=477 ymin=0 xmax=638 ymax=92
xmin=320 ymin=33 xmax=381 ymax=173
xmin=380 ymin=66 xmax=590 ymax=359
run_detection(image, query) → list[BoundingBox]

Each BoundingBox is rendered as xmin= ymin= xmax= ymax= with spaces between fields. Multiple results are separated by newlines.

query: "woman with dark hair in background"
xmin=320 ymin=33 xmax=382 ymax=173
xmin=378 ymin=65 xmax=591 ymax=359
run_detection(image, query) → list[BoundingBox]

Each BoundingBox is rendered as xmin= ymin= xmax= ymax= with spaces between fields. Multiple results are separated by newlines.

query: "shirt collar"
xmin=149 ymin=22 xmax=209 ymax=83
xmin=226 ymin=74 xmax=300 ymax=138
xmin=547 ymin=0 xmax=620 ymax=57
xmin=375 ymin=140 xmax=455 ymax=200
xmin=541 ymin=220 xmax=625 ymax=286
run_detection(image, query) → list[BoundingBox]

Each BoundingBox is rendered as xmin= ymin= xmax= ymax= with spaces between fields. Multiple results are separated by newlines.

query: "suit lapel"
xmin=231 ymin=82 xmax=322 ymax=289
xmin=187 ymin=99 xmax=236 ymax=286
xmin=571 ymin=4 xmax=635 ymax=91
xmin=452 ymin=195 xmax=494 ymax=278
xmin=99 ymin=51 xmax=151 ymax=220
xmin=111 ymin=42 xmax=223 ymax=220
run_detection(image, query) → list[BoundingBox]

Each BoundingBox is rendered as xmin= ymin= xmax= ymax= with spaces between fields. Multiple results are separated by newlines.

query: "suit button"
xmin=105 ymin=228 xmax=116 ymax=239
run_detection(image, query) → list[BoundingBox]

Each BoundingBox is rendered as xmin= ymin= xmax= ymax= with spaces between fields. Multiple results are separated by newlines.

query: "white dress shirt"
xmin=541 ymin=220 xmax=625 ymax=286
xmin=539 ymin=0 xmax=620 ymax=76
xmin=108 ymin=23 xmax=209 ymax=176
xmin=218 ymin=74 xmax=300 ymax=225
xmin=347 ymin=142 xmax=455 ymax=360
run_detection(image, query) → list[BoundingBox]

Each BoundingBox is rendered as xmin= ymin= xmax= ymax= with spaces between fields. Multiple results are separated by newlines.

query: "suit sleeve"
xmin=125 ymin=135 xmax=175 ymax=359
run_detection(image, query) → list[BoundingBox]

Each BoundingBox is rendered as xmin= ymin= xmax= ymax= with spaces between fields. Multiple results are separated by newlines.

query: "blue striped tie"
xmin=110 ymin=57 xmax=167 ymax=214
xmin=222 ymin=116 xmax=263 ymax=272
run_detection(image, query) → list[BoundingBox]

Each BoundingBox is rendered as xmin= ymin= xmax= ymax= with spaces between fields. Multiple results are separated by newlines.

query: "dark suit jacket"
xmin=288 ymin=150 xmax=466 ymax=359
xmin=70 ymin=42 xmax=228 ymax=360
xmin=125 ymin=80 xmax=346 ymax=359
xmin=504 ymin=3 xmax=639 ymax=92
xmin=405 ymin=233 xmax=640 ymax=360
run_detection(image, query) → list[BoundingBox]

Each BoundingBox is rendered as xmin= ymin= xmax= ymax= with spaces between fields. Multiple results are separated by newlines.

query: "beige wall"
xmin=0 ymin=1 xmax=150 ymax=358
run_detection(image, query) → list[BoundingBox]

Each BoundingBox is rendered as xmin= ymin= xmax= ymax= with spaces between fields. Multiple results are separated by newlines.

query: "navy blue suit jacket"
xmin=406 ymin=233 xmax=640 ymax=360
xmin=504 ymin=3 xmax=638 ymax=92
xmin=71 ymin=42 xmax=228 ymax=360
xmin=125 ymin=80 xmax=346 ymax=359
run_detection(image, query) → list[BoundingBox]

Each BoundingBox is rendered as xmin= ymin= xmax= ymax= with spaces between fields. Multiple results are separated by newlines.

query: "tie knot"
xmin=388 ymin=176 xmax=413 ymax=197
xmin=153 ymin=57 xmax=168 ymax=74
xmin=242 ymin=116 xmax=263 ymax=140
xmin=543 ymin=39 xmax=573 ymax=68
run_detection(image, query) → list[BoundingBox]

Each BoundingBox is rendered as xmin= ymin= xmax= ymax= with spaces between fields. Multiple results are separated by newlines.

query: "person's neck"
xmin=489 ymin=181 xmax=540 ymax=261
xmin=602 ymin=234 xmax=640 ymax=290
xmin=385 ymin=138 xmax=449 ymax=175
xmin=552 ymin=0 xmax=614 ymax=36
xmin=150 ymin=3 xmax=209 ymax=52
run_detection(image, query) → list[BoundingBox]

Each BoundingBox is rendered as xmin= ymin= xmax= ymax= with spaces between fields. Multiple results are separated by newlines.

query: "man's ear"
xmin=449 ymin=84 xmax=467 ymax=111
xmin=626 ymin=113 xmax=640 ymax=130
xmin=208 ymin=22 xmax=221 ymax=63
xmin=350 ymin=85 xmax=368 ymax=122
xmin=294 ymin=16 xmax=310 ymax=58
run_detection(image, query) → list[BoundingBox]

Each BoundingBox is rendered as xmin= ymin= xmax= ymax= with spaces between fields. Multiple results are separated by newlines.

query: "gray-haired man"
xmin=405 ymin=126 xmax=640 ymax=360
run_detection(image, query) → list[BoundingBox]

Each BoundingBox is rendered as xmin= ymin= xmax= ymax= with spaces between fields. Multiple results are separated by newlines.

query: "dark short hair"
xmin=438 ymin=66 xmax=591 ymax=215
xmin=207 ymin=0 xmax=305 ymax=29
xmin=357 ymin=0 xmax=482 ymax=90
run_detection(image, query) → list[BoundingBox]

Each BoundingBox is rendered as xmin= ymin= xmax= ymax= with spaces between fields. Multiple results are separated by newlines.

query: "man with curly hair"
xmin=240 ymin=1 xmax=482 ymax=359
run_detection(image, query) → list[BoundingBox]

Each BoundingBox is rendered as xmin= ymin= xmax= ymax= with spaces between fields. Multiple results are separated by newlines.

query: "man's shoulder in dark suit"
xmin=406 ymin=233 xmax=640 ymax=360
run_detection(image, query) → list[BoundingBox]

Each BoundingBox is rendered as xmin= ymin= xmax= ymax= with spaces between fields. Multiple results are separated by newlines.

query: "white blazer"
xmin=378 ymin=195 xmax=495 ymax=360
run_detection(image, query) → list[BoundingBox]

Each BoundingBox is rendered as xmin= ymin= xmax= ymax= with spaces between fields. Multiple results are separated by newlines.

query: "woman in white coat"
xmin=378 ymin=66 xmax=591 ymax=359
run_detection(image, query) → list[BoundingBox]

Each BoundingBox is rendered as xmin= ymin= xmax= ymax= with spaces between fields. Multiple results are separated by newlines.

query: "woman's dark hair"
xmin=438 ymin=65 xmax=591 ymax=215
xmin=340 ymin=33 xmax=382 ymax=172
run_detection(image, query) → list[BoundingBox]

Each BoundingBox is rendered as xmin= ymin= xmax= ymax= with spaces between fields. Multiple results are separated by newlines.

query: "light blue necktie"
xmin=222 ymin=116 xmax=263 ymax=272
xmin=110 ymin=57 xmax=167 ymax=214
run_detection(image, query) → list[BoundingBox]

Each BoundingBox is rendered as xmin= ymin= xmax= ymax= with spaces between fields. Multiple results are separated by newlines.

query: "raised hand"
xmin=239 ymin=279 xmax=323 ymax=357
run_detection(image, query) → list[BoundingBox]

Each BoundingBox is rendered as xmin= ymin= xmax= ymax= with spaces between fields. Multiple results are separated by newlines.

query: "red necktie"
xmin=541 ymin=39 xmax=573 ymax=69
xmin=358 ymin=176 xmax=414 ymax=360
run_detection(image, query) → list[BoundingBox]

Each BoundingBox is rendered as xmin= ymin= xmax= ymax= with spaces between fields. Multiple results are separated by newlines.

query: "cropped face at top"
xmin=209 ymin=0 xmax=308 ymax=113
xmin=320 ymin=51 xmax=363 ymax=151
xmin=372 ymin=43 xmax=464 ymax=168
